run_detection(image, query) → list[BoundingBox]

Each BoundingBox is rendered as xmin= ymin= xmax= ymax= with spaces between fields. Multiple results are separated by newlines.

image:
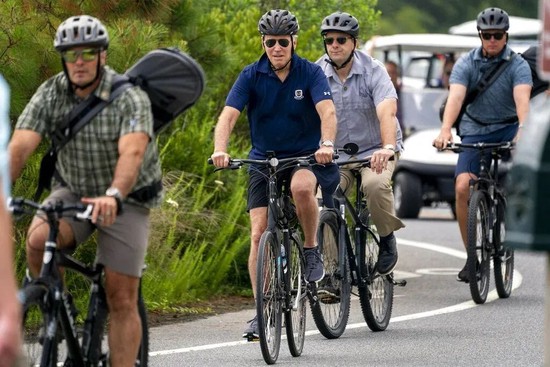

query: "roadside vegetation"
xmin=1 ymin=0 xmax=537 ymax=316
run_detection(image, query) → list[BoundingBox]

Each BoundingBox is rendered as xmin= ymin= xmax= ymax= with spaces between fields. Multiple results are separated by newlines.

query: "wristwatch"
xmin=383 ymin=144 xmax=396 ymax=152
xmin=105 ymin=187 xmax=124 ymax=215
xmin=321 ymin=140 xmax=334 ymax=148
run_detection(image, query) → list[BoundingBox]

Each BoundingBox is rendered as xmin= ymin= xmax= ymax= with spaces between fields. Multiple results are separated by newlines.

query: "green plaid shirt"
xmin=16 ymin=67 xmax=163 ymax=208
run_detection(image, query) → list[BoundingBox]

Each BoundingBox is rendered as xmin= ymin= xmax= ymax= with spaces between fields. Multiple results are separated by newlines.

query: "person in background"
xmin=440 ymin=55 xmax=455 ymax=89
xmin=317 ymin=11 xmax=405 ymax=276
xmin=384 ymin=60 xmax=405 ymax=132
xmin=433 ymin=7 xmax=531 ymax=282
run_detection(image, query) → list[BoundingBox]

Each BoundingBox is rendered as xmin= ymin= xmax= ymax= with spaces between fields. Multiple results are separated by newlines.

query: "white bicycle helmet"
xmin=54 ymin=15 xmax=109 ymax=51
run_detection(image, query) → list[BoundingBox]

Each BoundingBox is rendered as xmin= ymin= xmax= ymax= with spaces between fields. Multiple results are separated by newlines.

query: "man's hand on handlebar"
xmin=370 ymin=148 xmax=394 ymax=174
xmin=81 ymin=196 xmax=118 ymax=226
xmin=433 ymin=129 xmax=453 ymax=150
xmin=314 ymin=145 xmax=334 ymax=164
xmin=210 ymin=151 xmax=231 ymax=168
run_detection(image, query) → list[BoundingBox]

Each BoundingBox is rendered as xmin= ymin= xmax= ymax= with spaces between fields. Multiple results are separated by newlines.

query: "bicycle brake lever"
xmin=75 ymin=204 xmax=94 ymax=221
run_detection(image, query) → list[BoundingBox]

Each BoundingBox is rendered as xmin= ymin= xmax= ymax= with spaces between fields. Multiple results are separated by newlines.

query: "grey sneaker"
xmin=304 ymin=247 xmax=325 ymax=282
xmin=242 ymin=315 xmax=259 ymax=341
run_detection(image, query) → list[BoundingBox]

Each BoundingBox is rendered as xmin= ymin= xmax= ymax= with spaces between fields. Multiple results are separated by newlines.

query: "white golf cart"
xmin=364 ymin=33 xmax=478 ymax=218
xmin=364 ymin=32 xmax=537 ymax=219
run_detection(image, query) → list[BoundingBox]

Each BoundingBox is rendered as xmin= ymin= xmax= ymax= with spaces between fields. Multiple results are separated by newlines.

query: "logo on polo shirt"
xmin=294 ymin=89 xmax=304 ymax=100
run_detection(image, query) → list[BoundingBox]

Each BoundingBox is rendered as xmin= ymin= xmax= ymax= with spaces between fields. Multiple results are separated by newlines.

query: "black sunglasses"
xmin=480 ymin=32 xmax=506 ymax=41
xmin=264 ymin=38 xmax=291 ymax=48
xmin=324 ymin=37 xmax=352 ymax=46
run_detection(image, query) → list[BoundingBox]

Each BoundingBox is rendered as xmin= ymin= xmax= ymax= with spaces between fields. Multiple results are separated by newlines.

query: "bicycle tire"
xmin=467 ymin=190 xmax=491 ymax=304
xmin=357 ymin=211 xmax=393 ymax=331
xmin=256 ymin=230 xmax=282 ymax=365
xmin=310 ymin=209 xmax=351 ymax=339
xmin=493 ymin=194 xmax=514 ymax=298
xmin=137 ymin=287 xmax=150 ymax=366
xmin=285 ymin=232 xmax=307 ymax=357
xmin=20 ymin=284 xmax=66 ymax=367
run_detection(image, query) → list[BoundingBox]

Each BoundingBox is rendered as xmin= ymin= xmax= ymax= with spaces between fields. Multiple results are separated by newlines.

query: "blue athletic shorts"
xmin=455 ymin=124 xmax=517 ymax=177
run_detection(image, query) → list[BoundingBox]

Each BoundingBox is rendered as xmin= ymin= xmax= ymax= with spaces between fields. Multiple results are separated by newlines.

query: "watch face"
xmin=106 ymin=188 xmax=121 ymax=197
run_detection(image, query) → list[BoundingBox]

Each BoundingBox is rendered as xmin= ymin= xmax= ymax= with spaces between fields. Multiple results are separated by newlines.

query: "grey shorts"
xmin=44 ymin=186 xmax=151 ymax=277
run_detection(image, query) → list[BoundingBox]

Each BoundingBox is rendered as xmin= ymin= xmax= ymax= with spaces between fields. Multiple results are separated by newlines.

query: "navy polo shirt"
xmin=226 ymin=53 xmax=333 ymax=159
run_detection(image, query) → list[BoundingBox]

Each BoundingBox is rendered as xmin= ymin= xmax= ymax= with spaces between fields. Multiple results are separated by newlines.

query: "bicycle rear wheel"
xmin=358 ymin=220 xmax=394 ymax=331
xmin=285 ymin=232 xmax=307 ymax=357
xmin=256 ymin=230 xmax=282 ymax=365
xmin=310 ymin=209 xmax=350 ymax=339
xmin=493 ymin=194 xmax=514 ymax=298
xmin=20 ymin=284 xmax=67 ymax=366
xmin=467 ymin=190 xmax=491 ymax=304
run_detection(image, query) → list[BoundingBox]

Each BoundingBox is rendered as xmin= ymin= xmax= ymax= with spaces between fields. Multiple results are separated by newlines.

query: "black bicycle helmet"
xmin=321 ymin=11 xmax=359 ymax=38
xmin=476 ymin=7 xmax=510 ymax=31
xmin=54 ymin=15 xmax=109 ymax=52
xmin=258 ymin=9 xmax=299 ymax=36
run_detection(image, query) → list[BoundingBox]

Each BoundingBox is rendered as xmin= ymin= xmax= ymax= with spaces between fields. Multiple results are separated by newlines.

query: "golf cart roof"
xmin=364 ymin=33 xmax=480 ymax=54
xmin=449 ymin=16 xmax=541 ymax=38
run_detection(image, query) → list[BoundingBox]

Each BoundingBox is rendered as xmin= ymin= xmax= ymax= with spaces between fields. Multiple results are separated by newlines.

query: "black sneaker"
xmin=304 ymin=247 xmax=325 ymax=282
xmin=456 ymin=265 xmax=469 ymax=283
xmin=377 ymin=233 xmax=398 ymax=275
xmin=242 ymin=315 xmax=259 ymax=341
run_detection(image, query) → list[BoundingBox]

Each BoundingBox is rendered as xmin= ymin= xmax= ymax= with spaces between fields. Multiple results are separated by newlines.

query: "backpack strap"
xmin=454 ymin=53 xmax=516 ymax=135
xmin=34 ymin=76 xmax=133 ymax=200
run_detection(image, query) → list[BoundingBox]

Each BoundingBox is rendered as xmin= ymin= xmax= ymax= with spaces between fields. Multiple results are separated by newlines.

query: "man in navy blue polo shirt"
xmin=210 ymin=9 xmax=338 ymax=340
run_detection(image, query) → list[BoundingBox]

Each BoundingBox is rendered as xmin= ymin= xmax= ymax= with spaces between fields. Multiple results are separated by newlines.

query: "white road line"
xmin=149 ymin=239 xmax=522 ymax=357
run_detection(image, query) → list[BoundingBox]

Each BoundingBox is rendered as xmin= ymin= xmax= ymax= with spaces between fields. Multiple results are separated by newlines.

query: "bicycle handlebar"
xmin=439 ymin=141 xmax=515 ymax=153
xmin=8 ymin=197 xmax=94 ymax=221
xmin=208 ymin=153 xmax=339 ymax=172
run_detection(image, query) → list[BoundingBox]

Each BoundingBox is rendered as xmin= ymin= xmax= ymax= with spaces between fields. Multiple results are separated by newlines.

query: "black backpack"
xmin=124 ymin=47 xmax=205 ymax=133
xmin=520 ymin=45 xmax=549 ymax=98
xmin=35 ymin=47 xmax=206 ymax=200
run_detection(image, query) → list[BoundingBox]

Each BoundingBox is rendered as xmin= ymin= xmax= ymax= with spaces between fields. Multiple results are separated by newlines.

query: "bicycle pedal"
xmin=393 ymin=279 xmax=407 ymax=287
xmin=246 ymin=335 xmax=260 ymax=342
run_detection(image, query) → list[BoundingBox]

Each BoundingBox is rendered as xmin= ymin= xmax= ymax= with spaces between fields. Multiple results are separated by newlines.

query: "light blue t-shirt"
xmin=0 ymin=75 xmax=10 ymax=202
xmin=450 ymin=45 xmax=532 ymax=136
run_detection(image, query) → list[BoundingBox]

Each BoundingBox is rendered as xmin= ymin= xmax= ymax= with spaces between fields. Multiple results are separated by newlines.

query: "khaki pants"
xmin=339 ymin=158 xmax=405 ymax=237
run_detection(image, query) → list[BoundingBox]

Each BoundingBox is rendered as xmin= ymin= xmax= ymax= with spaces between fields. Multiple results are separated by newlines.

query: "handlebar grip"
xmin=207 ymin=158 xmax=213 ymax=165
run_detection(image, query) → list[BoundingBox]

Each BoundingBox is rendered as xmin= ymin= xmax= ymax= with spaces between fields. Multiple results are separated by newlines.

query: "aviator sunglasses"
xmin=480 ymin=32 xmax=506 ymax=41
xmin=264 ymin=39 xmax=291 ymax=48
xmin=61 ymin=48 xmax=99 ymax=63
xmin=324 ymin=36 xmax=352 ymax=46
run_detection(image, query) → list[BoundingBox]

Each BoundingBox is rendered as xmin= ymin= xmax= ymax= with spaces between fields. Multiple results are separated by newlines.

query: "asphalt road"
xmin=146 ymin=206 xmax=548 ymax=366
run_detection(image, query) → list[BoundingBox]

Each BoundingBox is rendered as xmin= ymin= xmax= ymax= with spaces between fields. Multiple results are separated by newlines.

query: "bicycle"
xmin=210 ymin=152 xmax=325 ymax=365
xmin=444 ymin=141 xmax=515 ymax=304
xmin=9 ymin=197 xmax=149 ymax=367
xmin=311 ymin=144 xmax=406 ymax=339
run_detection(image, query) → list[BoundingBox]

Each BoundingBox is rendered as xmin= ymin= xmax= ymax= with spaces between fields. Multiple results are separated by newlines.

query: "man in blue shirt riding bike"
xmin=210 ymin=9 xmax=339 ymax=340
xmin=433 ymin=7 xmax=532 ymax=282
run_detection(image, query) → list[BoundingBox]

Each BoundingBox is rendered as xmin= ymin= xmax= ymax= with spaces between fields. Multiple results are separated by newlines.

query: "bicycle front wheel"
xmin=358 ymin=211 xmax=393 ymax=331
xmin=493 ymin=194 xmax=514 ymax=298
xmin=256 ymin=230 xmax=282 ymax=365
xmin=285 ymin=232 xmax=307 ymax=357
xmin=20 ymin=284 xmax=67 ymax=367
xmin=310 ymin=209 xmax=350 ymax=339
xmin=467 ymin=190 xmax=491 ymax=304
